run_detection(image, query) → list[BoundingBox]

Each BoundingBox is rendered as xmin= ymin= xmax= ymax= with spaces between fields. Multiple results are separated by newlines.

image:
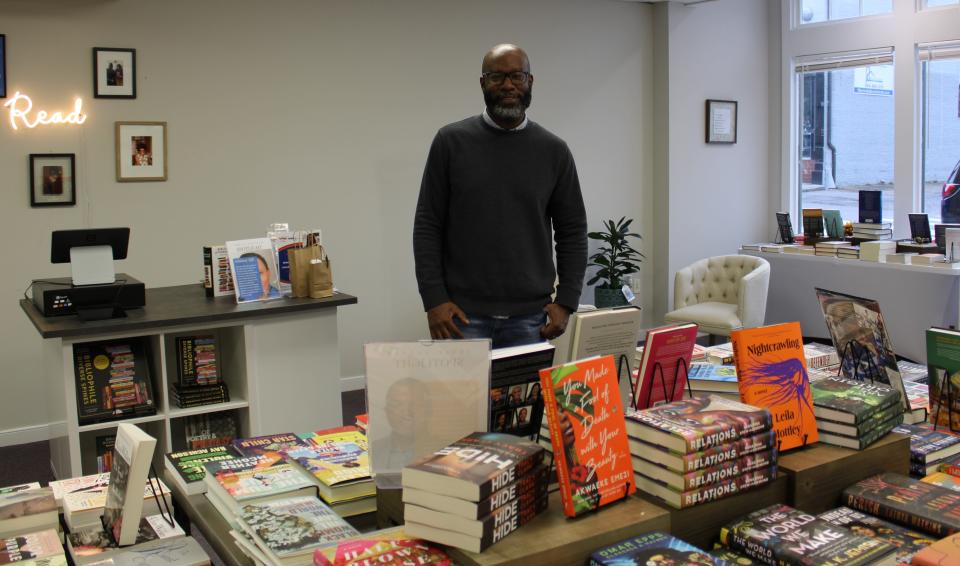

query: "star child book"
xmin=539 ymin=355 xmax=635 ymax=517
xmin=731 ymin=322 xmax=819 ymax=451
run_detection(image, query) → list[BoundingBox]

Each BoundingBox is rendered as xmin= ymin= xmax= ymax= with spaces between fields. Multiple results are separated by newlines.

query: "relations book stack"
xmin=0 ymin=486 xmax=59 ymax=540
xmin=718 ymin=504 xmax=897 ymax=565
xmin=62 ymin=476 xmax=172 ymax=532
xmin=588 ymin=532 xmax=722 ymax=565
xmin=843 ymin=473 xmax=960 ymax=537
xmin=232 ymin=496 xmax=357 ymax=566
xmin=814 ymin=240 xmax=847 ymax=257
xmin=164 ymin=445 xmax=239 ymax=495
xmin=66 ymin=514 xmax=185 ymax=566
xmin=0 ymin=529 xmax=66 ymax=566
xmin=817 ymin=506 xmax=936 ymax=565
xmin=625 ymin=395 xmax=778 ymax=509
xmin=74 ymin=340 xmax=156 ymax=425
xmin=810 ymin=376 xmax=904 ymax=450
xmin=312 ymin=526 xmax=452 ymax=566
xmin=171 ymin=335 xmax=229 ymax=409
xmin=890 ymin=422 xmax=960 ymax=477
xmin=859 ymin=240 xmax=897 ymax=262
xmin=401 ymin=433 xmax=547 ymax=553
xmin=280 ymin=427 xmax=377 ymax=517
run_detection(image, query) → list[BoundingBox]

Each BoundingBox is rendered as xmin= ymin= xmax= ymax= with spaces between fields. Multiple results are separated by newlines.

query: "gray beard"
xmin=488 ymin=104 xmax=526 ymax=122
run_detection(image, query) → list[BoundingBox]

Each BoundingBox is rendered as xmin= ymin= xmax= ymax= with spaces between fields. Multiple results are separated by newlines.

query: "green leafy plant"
xmin=587 ymin=217 xmax=645 ymax=289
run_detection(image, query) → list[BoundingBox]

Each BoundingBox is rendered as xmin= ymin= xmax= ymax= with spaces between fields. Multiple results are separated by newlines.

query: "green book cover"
xmin=926 ymin=328 xmax=960 ymax=431
xmin=166 ymin=445 xmax=239 ymax=485
xmin=811 ymin=376 xmax=901 ymax=425
xmin=822 ymin=209 xmax=844 ymax=239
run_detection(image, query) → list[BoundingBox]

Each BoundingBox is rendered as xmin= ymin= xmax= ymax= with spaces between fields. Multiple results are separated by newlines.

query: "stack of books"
xmin=354 ymin=413 xmax=367 ymax=434
xmin=760 ymin=243 xmax=788 ymax=253
xmin=718 ymin=504 xmax=897 ymax=565
xmin=837 ymin=244 xmax=860 ymax=260
xmin=704 ymin=343 xmax=735 ymax=365
xmin=859 ymin=240 xmax=897 ymax=262
xmin=626 ymin=395 xmax=777 ymax=509
xmin=817 ymin=506 xmax=935 ymax=564
xmin=853 ymin=222 xmax=893 ymax=241
xmin=782 ymin=244 xmax=816 ymax=255
xmin=0 ymin=486 xmax=58 ymax=540
xmin=811 ymin=376 xmax=904 ymax=450
xmin=1 ymin=529 xmax=66 ymax=565
xmin=814 ymin=240 xmax=847 ymax=257
xmin=912 ymin=253 xmax=946 ymax=266
xmin=891 ymin=422 xmax=960 ymax=477
xmin=803 ymin=341 xmax=840 ymax=369
xmin=62 ymin=476 xmax=171 ymax=532
xmin=884 ymin=252 xmax=917 ymax=264
xmin=164 ymin=445 xmax=239 ymax=496
xmin=686 ymin=363 xmax=738 ymax=399
xmin=844 ymin=473 xmax=960 ymax=537
xmin=401 ymin=433 xmax=547 ymax=553
xmin=171 ymin=335 xmax=229 ymax=409
xmin=66 ymin=514 xmax=185 ymax=566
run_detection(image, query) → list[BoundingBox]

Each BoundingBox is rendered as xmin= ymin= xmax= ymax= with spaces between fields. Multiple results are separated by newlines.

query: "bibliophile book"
xmin=731 ymin=322 xmax=818 ymax=451
xmin=817 ymin=506 xmax=936 ymax=565
xmin=174 ymin=335 xmax=219 ymax=386
xmin=588 ymin=532 xmax=721 ymax=565
xmin=540 ymin=355 xmax=635 ymax=516
xmin=632 ymin=449 xmax=776 ymax=492
xmin=720 ymin=504 xmax=896 ymax=566
xmin=202 ymin=244 xmax=234 ymax=298
xmin=810 ymin=376 xmax=901 ymax=425
xmin=312 ymin=526 xmax=451 ymax=566
xmin=815 ymin=288 xmax=908 ymax=410
xmin=843 ymin=472 xmax=960 ymax=537
xmin=281 ymin=426 xmax=374 ymax=504
xmin=636 ymin=465 xmax=776 ymax=509
xmin=240 ymin=496 xmax=358 ymax=560
xmin=489 ymin=342 xmax=554 ymax=438
xmin=224 ymin=238 xmax=282 ymax=303
xmin=910 ymin=531 xmax=960 ymax=566
xmin=402 ymin=433 xmax=544 ymax=502
xmin=74 ymin=340 xmax=156 ymax=425
xmin=891 ymin=422 xmax=960 ymax=476
xmin=926 ymin=327 xmax=960 ymax=430
xmin=633 ymin=323 xmax=698 ymax=409
xmin=0 ymin=529 xmax=63 ymax=565
xmin=859 ymin=190 xmax=883 ymax=223
xmin=102 ymin=424 xmax=158 ymax=546
xmin=625 ymin=395 xmax=773 ymax=454
xmin=402 ymin=464 xmax=548 ymax=520
xmin=629 ymin=430 xmax=776 ymax=474
xmin=163 ymin=445 xmax=239 ymax=496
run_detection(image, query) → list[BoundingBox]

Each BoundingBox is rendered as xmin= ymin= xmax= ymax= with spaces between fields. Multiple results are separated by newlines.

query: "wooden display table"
xmin=638 ymin=473 xmax=789 ymax=550
xmin=778 ymin=432 xmax=910 ymax=514
xmin=377 ymin=488 xmax=670 ymax=566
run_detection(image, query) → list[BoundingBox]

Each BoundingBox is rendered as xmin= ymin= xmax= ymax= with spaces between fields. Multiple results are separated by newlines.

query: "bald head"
xmin=482 ymin=44 xmax=530 ymax=74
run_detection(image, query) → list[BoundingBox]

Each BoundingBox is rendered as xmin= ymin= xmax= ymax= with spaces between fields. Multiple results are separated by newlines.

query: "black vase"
xmin=594 ymin=286 xmax=628 ymax=308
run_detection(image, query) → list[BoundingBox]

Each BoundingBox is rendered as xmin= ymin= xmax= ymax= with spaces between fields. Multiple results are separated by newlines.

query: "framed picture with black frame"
xmin=706 ymin=99 xmax=737 ymax=144
xmin=93 ymin=47 xmax=136 ymax=99
xmin=1 ymin=34 xmax=6 ymax=99
xmin=30 ymin=154 xmax=76 ymax=207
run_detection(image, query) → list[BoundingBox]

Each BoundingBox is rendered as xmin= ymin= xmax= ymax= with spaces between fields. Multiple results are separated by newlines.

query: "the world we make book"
xmin=540 ymin=355 xmax=635 ymax=517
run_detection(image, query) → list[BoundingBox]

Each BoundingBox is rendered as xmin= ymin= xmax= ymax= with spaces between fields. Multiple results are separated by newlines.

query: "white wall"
xmin=650 ymin=0 xmax=773 ymax=320
xmin=0 ymin=0 xmax=653 ymax=440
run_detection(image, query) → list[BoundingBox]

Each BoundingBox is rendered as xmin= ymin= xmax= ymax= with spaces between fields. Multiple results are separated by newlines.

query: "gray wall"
xmin=0 ymin=0 xmax=654 ymax=441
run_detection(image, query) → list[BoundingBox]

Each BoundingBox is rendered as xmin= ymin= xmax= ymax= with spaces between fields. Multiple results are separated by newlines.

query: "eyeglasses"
xmin=482 ymin=71 xmax=530 ymax=86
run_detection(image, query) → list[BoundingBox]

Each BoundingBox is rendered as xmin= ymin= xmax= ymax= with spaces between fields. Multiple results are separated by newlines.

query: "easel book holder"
xmin=101 ymin=463 xmax=174 ymax=547
xmin=632 ymin=357 xmax=694 ymax=411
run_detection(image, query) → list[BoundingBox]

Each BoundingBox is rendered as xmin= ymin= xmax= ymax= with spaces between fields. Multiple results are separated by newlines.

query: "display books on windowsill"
xmin=225 ymin=238 xmax=283 ymax=304
xmin=67 ymin=515 xmax=184 ymax=566
xmin=0 ymin=488 xmax=58 ymax=540
xmin=239 ymin=496 xmax=358 ymax=566
xmin=74 ymin=340 xmax=156 ymax=425
xmin=589 ymin=532 xmax=722 ymax=565
xmin=164 ymin=446 xmax=239 ymax=496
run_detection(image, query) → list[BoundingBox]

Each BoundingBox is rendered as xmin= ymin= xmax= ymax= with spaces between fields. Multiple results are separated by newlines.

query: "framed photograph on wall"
xmin=93 ymin=47 xmax=136 ymax=99
xmin=30 ymin=154 xmax=76 ymax=207
xmin=706 ymin=99 xmax=738 ymax=144
xmin=116 ymin=121 xmax=167 ymax=182
xmin=1 ymin=34 xmax=7 ymax=98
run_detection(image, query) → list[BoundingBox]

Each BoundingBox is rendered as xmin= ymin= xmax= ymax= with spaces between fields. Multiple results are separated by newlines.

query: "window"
xmin=796 ymin=50 xmax=895 ymax=227
xmin=920 ymin=43 xmax=960 ymax=224
xmin=799 ymin=0 xmax=892 ymax=25
xmin=925 ymin=0 xmax=960 ymax=7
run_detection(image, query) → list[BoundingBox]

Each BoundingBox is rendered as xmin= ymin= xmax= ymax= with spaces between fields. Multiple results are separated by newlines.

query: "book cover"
xmin=911 ymin=532 xmax=960 ymax=566
xmin=50 ymin=473 xmax=110 ymax=507
xmin=539 ymin=355 xmax=636 ymax=517
xmin=402 ymin=432 xmax=544 ymax=502
xmin=815 ymin=288 xmax=907 ymax=411
xmin=489 ymin=342 xmax=554 ymax=439
xmin=73 ymin=340 xmax=156 ymax=425
xmin=0 ymin=529 xmax=63 ymax=564
xmin=732 ymin=322 xmax=818 ymax=451
xmin=635 ymin=465 xmax=775 ymax=509
xmin=630 ymin=430 xmax=776 ymax=474
xmin=232 ymin=432 xmax=303 ymax=463
xmin=283 ymin=427 xmax=371 ymax=489
xmin=720 ymin=504 xmax=895 ymax=566
xmin=174 ymin=335 xmax=219 ymax=387
xmin=802 ymin=208 xmax=825 ymax=240
xmin=818 ymin=506 xmax=935 ymax=565
xmin=224 ymin=238 xmax=282 ymax=303
xmin=102 ymin=424 xmax=158 ymax=546
xmin=810 ymin=376 xmax=901 ymax=425
xmin=859 ymin=190 xmax=883 ymax=224
xmin=687 ymin=363 xmax=737 ymax=383
xmin=843 ymin=472 xmax=960 ymax=537
xmin=923 ymin=471 xmax=960 ymax=492
xmin=926 ymin=327 xmax=960 ymax=430
xmin=588 ymin=532 xmax=722 ymax=565
xmin=776 ymin=212 xmax=795 ymax=244
xmin=822 ymin=209 xmax=844 ymax=239
xmin=633 ymin=324 xmax=699 ymax=409
xmin=164 ymin=446 xmax=238 ymax=490
xmin=626 ymin=395 xmax=773 ymax=453
xmin=891 ymin=423 xmax=960 ymax=470
xmin=202 ymin=244 xmax=234 ymax=298
xmin=0 ymin=487 xmax=55 ymax=522
xmin=241 ymin=496 xmax=358 ymax=557
xmin=207 ymin=461 xmax=312 ymax=501
xmin=312 ymin=526 xmax=451 ymax=566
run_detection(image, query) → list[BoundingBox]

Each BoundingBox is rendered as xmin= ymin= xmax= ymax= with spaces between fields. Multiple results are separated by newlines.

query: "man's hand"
xmin=427 ymin=302 xmax=469 ymax=340
xmin=541 ymin=303 xmax=571 ymax=340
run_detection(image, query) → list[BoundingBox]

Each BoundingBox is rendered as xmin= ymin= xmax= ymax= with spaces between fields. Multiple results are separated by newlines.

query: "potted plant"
xmin=587 ymin=217 xmax=645 ymax=308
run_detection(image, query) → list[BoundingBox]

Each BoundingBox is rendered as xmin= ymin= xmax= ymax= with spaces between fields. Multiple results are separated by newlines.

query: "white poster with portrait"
xmin=225 ymin=238 xmax=282 ymax=303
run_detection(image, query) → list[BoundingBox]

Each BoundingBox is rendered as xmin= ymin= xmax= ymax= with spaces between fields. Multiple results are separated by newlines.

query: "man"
xmin=413 ymin=44 xmax=587 ymax=348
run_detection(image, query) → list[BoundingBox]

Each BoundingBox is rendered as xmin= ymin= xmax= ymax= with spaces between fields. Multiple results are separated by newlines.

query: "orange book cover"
xmin=539 ymin=355 xmax=635 ymax=517
xmin=731 ymin=322 xmax=819 ymax=451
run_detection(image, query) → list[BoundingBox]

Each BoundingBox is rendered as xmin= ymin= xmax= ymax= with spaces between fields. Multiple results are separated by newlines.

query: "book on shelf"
xmin=174 ymin=335 xmax=219 ymax=387
xmin=731 ymin=321 xmax=818 ymax=451
xmin=180 ymin=412 xmax=237 ymax=450
xmin=164 ymin=445 xmax=239 ymax=496
xmin=858 ymin=190 xmax=884 ymax=224
xmin=539 ymin=355 xmax=635 ymax=516
xmin=488 ymin=342 xmax=554 ymax=438
xmin=63 ymin=477 xmax=172 ymax=532
xmin=66 ymin=515 xmax=184 ymax=566
xmin=239 ymin=496 xmax=358 ymax=564
xmin=311 ymin=526 xmax=451 ymax=566
xmin=719 ymin=503 xmax=896 ymax=566
xmin=802 ymin=208 xmax=825 ymax=240
xmin=96 ymin=435 xmax=115 ymax=474
xmin=633 ymin=323 xmax=698 ymax=409
xmin=0 ymin=528 xmax=64 ymax=565
xmin=202 ymin=244 xmax=234 ymax=298
xmin=815 ymin=288 xmax=909 ymax=411
xmin=202 ymin=455 xmax=318 ymax=518
xmin=686 ymin=362 xmax=738 ymax=394
xmin=404 ymin=493 xmax=548 ymax=549
xmin=563 ymin=306 xmax=643 ymax=404
xmin=823 ymin=209 xmax=844 ymax=239
xmin=588 ymin=532 xmax=720 ymax=566
xmin=102 ymin=423 xmax=158 ymax=546
xmin=74 ymin=340 xmax=156 ymax=425
xmin=631 ymin=448 xmax=776 ymax=492
xmin=818 ymin=506 xmax=935 ymax=565
xmin=224 ymin=238 xmax=282 ymax=303
xmin=629 ymin=429 xmax=776 ymax=474
xmin=926 ymin=327 xmax=960 ymax=430
xmin=0 ymin=487 xmax=57 ymax=540
xmin=776 ymin=212 xmax=795 ymax=244
xmin=922 ymin=471 xmax=960 ymax=492
xmin=626 ymin=395 xmax=773 ymax=454
xmin=843 ymin=472 xmax=960 ymax=537
xmin=281 ymin=426 xmax=376 ymax=507
xmin=891 ymin=422 xmax=960 ymax=477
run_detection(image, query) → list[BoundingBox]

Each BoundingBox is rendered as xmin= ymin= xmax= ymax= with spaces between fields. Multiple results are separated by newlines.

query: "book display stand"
xmin=102 ymin=463 xmax=174 ymax=547
xmin=836 ymin=340 xmax=883 ymax=383
xmin=633 ymin=357 xmax=693 ymax=410
xmin=931 ymin=368 xmax=959 ymax=433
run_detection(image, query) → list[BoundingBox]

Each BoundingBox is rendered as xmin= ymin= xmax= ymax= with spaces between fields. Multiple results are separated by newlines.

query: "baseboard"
xmin=340 ymin=375 xmax=366 ymax=392
xmin=0 ymin=423 xmax=50 ymax=448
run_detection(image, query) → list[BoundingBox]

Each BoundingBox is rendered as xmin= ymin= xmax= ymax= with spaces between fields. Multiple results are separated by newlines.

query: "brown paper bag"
xmin=290 ymin=245 xmax=321 ymax=298
xmin=308 ymin=245 xmax=333 ymax=299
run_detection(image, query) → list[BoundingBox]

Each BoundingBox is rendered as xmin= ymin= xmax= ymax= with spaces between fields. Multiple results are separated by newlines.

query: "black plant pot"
xmin=594 ymin=286 xmax=628 ymax=308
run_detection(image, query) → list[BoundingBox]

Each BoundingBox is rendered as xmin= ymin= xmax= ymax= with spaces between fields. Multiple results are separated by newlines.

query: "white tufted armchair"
xmin=664 ymin=255 xmax=770 ymax=338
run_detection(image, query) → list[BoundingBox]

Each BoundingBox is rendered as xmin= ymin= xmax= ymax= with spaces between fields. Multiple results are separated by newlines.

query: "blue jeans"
xmin=455 ymin=312 xmax=547 ymax=349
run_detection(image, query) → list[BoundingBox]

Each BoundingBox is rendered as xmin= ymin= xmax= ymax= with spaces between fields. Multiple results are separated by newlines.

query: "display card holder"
xmin=633 ymin=357 xmax=693 ymax=411
xmin=617 ymin=354 xmax=636 ymax=408
xmin=932 ymin=368 xmax=960 ymax=433
xmin=101 ymin=463 xmax=174 ymax=547
xmin=836 ymin=341 xmax=882 ymax=384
